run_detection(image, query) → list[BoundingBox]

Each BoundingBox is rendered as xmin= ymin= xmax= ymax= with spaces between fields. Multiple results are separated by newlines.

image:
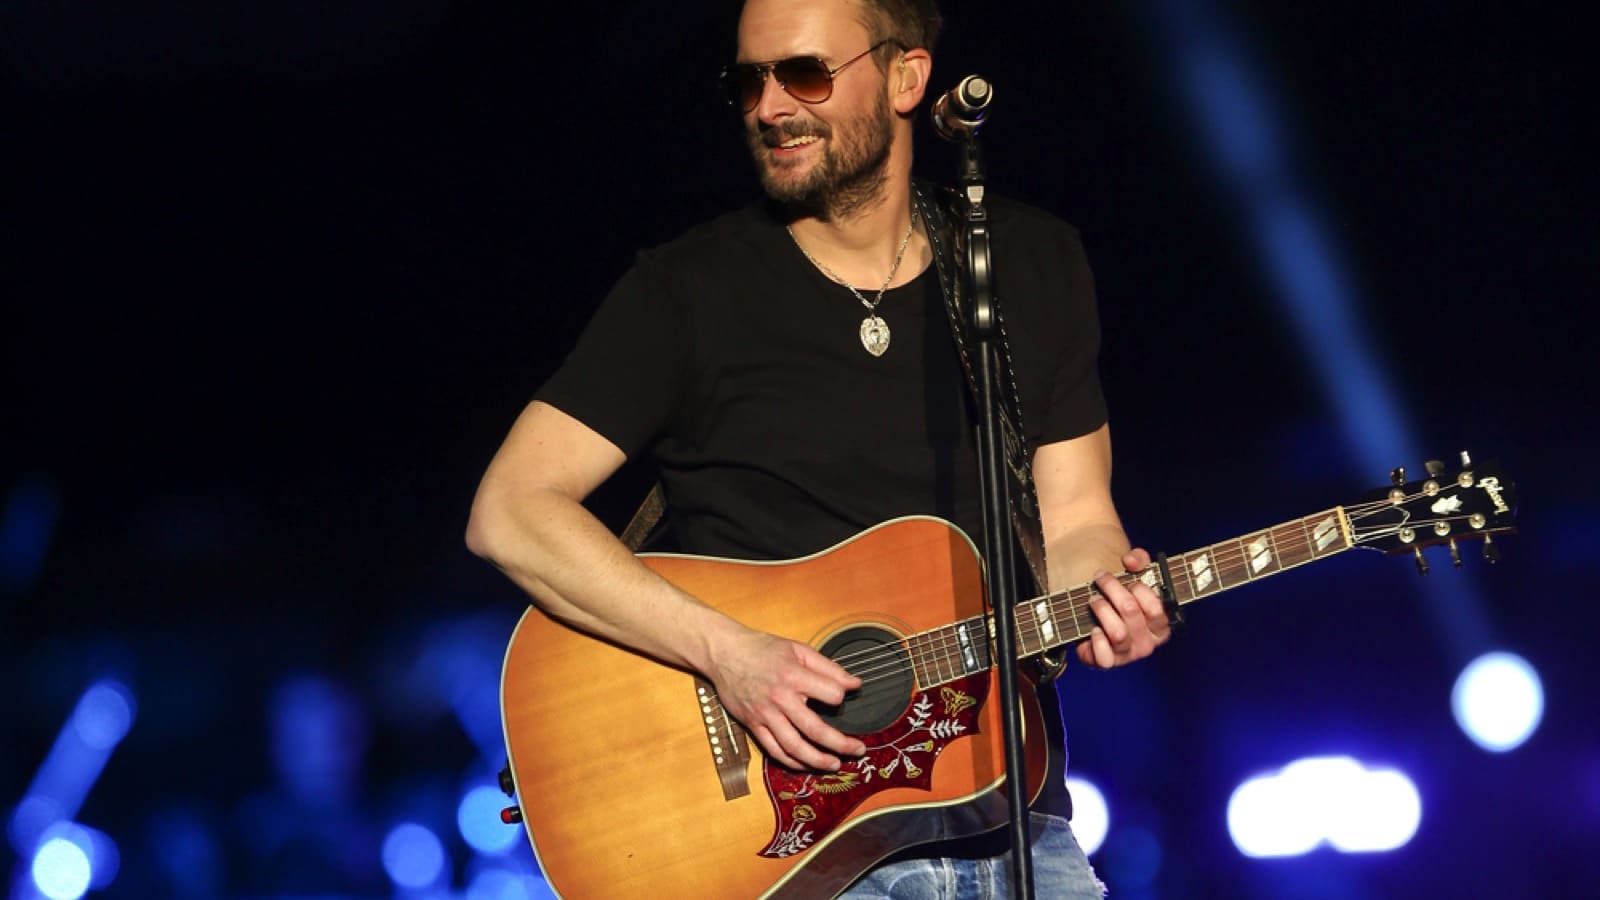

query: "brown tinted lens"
xmin=772 ymin=57 xmax=833 ymax=103
xmin=720 ymin=65 xmax=764 ymax=110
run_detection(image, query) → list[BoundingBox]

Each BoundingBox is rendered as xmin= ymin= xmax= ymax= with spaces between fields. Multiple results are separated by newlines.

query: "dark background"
xmin=6 ymin=1 xmax=1595 ymax=897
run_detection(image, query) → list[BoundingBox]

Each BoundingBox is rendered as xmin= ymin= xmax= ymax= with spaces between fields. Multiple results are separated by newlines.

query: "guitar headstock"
xmin=1347 ymin=452 xmax=1517 ymax=571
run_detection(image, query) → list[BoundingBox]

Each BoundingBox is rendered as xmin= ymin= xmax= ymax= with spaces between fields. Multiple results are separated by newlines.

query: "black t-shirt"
xmin=538 ymin=194 xmax=1106 ymax=561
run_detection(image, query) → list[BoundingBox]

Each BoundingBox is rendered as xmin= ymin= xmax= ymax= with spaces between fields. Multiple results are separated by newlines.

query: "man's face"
xmin=736 ymin=0 xmax=895 ymax=218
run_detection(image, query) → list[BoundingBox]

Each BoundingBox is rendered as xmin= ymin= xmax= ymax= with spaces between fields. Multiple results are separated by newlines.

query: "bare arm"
xmin=466 ymin=401 xmax=865 ymax=770
xmin=1032 ymin=423 xmax=1171 ymax=668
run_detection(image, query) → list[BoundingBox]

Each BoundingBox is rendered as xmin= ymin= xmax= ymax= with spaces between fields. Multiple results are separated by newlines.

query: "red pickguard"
xmin=759 ymin=672 xmax=991 ymax=857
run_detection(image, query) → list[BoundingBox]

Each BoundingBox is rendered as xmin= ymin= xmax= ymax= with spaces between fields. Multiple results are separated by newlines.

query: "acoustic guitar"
xmin=499 ymin=456 xmax=1515 ymax=898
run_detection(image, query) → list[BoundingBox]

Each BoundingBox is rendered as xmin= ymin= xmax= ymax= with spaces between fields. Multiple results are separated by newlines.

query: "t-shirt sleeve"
xmin=534 ymin=253 xmax=691 ymax=458
xmin=1038 ymin=224 xmax=1107 ymax=444
xmin=1009 ymin=214 xmax=1108 ymax=447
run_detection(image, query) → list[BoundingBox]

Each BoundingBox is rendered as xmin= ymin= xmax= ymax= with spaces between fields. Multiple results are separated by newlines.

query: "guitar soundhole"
xmin=811 ymin=626 xmax=915 ymax=736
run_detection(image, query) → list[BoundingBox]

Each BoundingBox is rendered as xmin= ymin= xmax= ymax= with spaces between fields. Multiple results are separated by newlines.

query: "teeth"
xmin=780 ymin=136 xmax=818 ymax=149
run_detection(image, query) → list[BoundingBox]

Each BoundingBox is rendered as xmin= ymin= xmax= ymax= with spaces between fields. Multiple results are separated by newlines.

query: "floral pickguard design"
xmin=759 ymin=672 xmax=990 ymax=858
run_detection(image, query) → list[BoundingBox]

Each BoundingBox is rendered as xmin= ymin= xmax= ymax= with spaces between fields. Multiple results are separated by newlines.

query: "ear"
xmin=891 ymin=47 xmax=932 ymax=115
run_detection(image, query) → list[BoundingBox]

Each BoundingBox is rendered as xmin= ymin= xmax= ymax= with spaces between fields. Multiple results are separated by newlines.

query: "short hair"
xmin=855 ymin=0 xmax=942 ymax=55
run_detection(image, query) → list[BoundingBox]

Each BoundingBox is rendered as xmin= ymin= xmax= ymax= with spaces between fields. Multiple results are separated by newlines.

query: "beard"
xmin=747 ymin=89 xmax=894 ymax=222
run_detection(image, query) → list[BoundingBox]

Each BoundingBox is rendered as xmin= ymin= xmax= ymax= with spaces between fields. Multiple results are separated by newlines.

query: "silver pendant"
xmin=859 ymin=316 xmax=891 ymax=357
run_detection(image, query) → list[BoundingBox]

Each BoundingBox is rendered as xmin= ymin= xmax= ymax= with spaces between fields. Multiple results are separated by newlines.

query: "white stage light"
xmin=1328 ymin=769 xmax=1421 ymax=852
xmin=1228 ymin=774 xmax=1319 ymax=857
xmin=1228 ymin=756 xmax=1423 ymax=857
xmin=1453 ymin=652 xmax=1543 ymax=752
xmin=1065 ymin=776 xmax=1109 ymax=855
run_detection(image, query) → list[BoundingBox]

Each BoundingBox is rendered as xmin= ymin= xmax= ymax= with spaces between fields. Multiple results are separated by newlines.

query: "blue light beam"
xmin=1142 ymin=0 xmax=1496 ymax=661
xmin=9 ymin=680 xmax=136 ymax=856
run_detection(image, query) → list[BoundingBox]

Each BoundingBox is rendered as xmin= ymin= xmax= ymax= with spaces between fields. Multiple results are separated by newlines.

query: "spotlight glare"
xmin=32 ymin=837 xmax=91 ymax=900
xmin=1228 ymin=756 xmax=1422 ymax=857
xmin=1064 ymin=776 xmax=1109 ymax=855
xmin=1453 ymin=652 xmax=1543 ymax=752
xmin=1228 ymin=774 xmax=1319 ymax=857
xmin=1328 ymin=769 xmax=1421 ymax=852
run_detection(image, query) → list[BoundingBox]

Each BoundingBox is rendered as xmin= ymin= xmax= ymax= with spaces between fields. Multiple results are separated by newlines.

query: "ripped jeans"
xmin=838 ymin=812 xmax=1106 ymax=899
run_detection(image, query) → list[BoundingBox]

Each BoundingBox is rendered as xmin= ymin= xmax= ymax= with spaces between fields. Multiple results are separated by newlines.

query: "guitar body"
xmin=500 ymin=517 xmax=1049 ymax=899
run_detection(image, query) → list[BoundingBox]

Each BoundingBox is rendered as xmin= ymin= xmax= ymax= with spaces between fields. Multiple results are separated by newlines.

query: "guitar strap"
xmin=912 ymin=179 xmax=1051 ymax=595
xmin=621 ymin=182 xmax=1051 ymax=602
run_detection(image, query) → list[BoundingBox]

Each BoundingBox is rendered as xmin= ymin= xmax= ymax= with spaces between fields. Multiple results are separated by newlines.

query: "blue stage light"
xmin=35 ymin=822 xmax=121 ymax=892
xmin=1228 ymin=756 xmax=1421 ymax=857
xmin=1102 ymin=825 xmax=1163 ymax=891
xmin=9 ymin=680 xmax=136 ymax=856
xmin=148 ymin=807 xmax=223 ymax=897
xmin=0 ymin=474 xmax=59 ymax=596
xmin=73 ymin=681 xmax=135 ymax=750
xmin=459 ymin=785 xmax=520 ymax=854
xmin=1064 ymin=776 xmax=1109 ymax=855
xmin=467 ymin=866 xmax=534 ymax=900
xmin=9 ymin=795 xmax=62 ymax=854
xmin=382 ymin=822 xmax=448 ymax=889
xmin=1453 ymin=652 xmax=1543 ymax=752
xmin=31 ymin=836 xmax=91 ymax=900
xmin=270 ymin=674 xmax=368 ymax=808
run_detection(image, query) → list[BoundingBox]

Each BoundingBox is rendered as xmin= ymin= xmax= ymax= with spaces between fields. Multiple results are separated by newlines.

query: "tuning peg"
xmin=1482 ymin=535 xmax=1500 ymax=564
xmin=1449 ymin=540 xmax=1462 ymax=567
xmin=1425 ymin=459 xmax=1446 ymax=478
xmin=1460 ymin=450 xmax=1473 ymax=466
xmin=1414 ymin=547 xmax=1430 ymax=576
xmin=1391 ymin=466 xmax=1406 ymax=486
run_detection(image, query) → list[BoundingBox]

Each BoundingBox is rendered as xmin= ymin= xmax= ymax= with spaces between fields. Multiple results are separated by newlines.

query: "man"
xmin=467 ymin=0 xmax=1171 ymax=895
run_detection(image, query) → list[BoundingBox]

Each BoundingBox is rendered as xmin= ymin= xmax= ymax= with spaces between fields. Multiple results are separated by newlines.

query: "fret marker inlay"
xmin=1248 ymin=535 xmax=1273 ymax=572
xmin=1033 ymin=600 xmax=1055 ymax=643
xmin=1190 ymin=553 xmax=1214 ymax=591
xmin=1313 ymin=516 xmax=1339 ymax=551
xmin=956 ymin=624 xmax=979 ymax=673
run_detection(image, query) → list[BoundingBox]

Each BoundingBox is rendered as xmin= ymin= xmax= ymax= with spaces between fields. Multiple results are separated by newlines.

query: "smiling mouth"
xmin=777 ymin=135 xmax=820 ymax=151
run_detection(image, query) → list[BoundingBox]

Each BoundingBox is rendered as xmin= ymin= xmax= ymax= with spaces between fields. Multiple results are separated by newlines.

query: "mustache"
xmin=754 ymin=119 xmax=833 ymax=147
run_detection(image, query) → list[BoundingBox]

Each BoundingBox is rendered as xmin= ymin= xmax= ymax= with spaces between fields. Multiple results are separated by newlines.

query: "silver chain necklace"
xmin=787 ymin=209 xmax=917 ymax=357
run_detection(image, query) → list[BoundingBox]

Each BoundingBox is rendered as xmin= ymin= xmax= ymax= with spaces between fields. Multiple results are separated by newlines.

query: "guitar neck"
xmin=899 ymin=507 xmax=1354 ymax=685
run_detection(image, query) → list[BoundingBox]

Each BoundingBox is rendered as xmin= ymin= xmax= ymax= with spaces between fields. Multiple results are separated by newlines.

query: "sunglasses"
xmin=719 ymin=39 xmax=894 ymax=113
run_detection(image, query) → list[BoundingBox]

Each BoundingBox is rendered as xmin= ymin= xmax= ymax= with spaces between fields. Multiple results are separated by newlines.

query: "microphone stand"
xmin=949 ymin=115 xmax=1035 ymax=900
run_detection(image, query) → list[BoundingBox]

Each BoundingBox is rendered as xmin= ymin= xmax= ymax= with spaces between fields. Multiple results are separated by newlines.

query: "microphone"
xmin=931 ymin=75 xmax=992 ymax=141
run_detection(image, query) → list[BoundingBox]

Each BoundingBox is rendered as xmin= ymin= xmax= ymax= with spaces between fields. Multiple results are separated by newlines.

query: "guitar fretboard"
xmin=899 ymin=507 xmax=1352 ymax=687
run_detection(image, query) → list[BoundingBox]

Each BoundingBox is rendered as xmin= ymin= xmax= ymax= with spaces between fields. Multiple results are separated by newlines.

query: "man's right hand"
xmin=706 ymin=629 xmax=868 ymax=772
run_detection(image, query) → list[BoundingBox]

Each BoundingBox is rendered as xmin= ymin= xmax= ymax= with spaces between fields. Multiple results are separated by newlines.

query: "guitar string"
xmin=844 ymin=493 xmax=1485 ymax=687
xmin=824 ymin=502 xmax=1348 ymax=679
xmin=710 ymin=501 xmax=1466 ymax=717
xmin=828 ymin=534 xmax=1452 ymax=695
xmin=819 ymin=494 xmax=1449 ymax=685
xmin=714 ymin=488 xmax=1492 ymax=698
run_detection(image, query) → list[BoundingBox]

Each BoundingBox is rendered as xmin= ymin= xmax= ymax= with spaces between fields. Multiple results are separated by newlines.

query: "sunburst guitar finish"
xmin=499 ymin=517 xmax=1047 ymax=899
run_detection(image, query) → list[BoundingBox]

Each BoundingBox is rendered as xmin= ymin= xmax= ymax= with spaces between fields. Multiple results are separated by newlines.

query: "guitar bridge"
xmin=694 ymin=676 xmax=752 ymax=801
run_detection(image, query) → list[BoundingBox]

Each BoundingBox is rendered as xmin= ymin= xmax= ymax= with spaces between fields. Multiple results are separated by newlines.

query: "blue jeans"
xmin=838 ymin=812 xmax=1105 ymax=899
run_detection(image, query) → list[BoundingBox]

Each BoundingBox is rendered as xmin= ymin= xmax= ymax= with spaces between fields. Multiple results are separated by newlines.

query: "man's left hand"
xmin=1077 ymin=548 xmax=1172 ymax=668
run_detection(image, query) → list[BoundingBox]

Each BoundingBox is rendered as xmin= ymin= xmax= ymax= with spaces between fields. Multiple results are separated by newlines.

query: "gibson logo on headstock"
xmin=1479 ymin=476 xmax=1510 ymax=515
